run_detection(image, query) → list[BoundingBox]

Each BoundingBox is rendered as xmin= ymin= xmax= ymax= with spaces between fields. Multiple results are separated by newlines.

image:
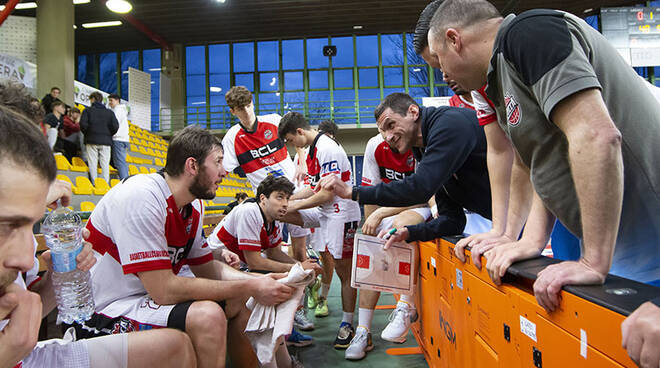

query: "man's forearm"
xmin=265 ymin=246 xmax=297 ymax=264
xmin=292 ymin=189 xmax=334 ymax=210
xmin=519 ymin=191 xmax=556 ymax=248
xmin=291 ymin=186 xmax=314 ymax=200
xmin=246 ymin=254 xmax=293 ymax=273
xmin=484 ymin=123 xmax=514 ymax=234
xmin=503 ymin=153 xmax=533 ymax=240
xmin=372 ymin=205 xmax=424 ymax=220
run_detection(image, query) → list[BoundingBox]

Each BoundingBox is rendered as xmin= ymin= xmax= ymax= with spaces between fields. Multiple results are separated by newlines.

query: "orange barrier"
xmin=412 ymin=237 xmax=660 ymax=368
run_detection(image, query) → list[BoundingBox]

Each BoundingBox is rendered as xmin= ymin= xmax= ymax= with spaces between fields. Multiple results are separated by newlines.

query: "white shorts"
xmin=287 ymin=222 xmax=311 ymax=238
xmin=375 ymin=207 xmax=433 ymax=234
xmin=23 ymin=327 xmax=128 ymax=368
xmin=300 ymin=209 xmax=358 ymax=260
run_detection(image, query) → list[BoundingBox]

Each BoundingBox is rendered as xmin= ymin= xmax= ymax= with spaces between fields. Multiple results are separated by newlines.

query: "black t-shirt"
xmin=44 ymin=113 xmax=62 ymax=129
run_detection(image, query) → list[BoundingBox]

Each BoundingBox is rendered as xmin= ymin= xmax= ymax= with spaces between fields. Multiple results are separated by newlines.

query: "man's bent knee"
xmin=186 ymin=300 xmax=228 ymax=333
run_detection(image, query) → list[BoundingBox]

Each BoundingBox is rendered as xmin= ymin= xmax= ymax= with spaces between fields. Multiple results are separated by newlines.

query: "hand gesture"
xmin=0 ymin=284 xmax=42 ymax=366
xmin=315 ymin=175 xmax=351 ymax=199
xmin=220 ymin=249 xmax=241 ymax=269
xmin=377 ymin=227 xmax=409 ymax=250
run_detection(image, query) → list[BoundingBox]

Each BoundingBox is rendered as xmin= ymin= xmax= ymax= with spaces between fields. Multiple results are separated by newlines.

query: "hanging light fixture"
xmin=106 ymin=0 xmax=133 ymax=14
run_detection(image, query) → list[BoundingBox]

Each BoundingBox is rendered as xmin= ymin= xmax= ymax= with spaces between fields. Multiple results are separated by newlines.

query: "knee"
xmin=187 ymin=300 xmax=228 ymax=334
xmin=168 ymin=330 xmax=197 ymax=367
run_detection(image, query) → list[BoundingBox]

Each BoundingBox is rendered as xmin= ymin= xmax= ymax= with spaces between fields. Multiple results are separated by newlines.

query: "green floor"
xmin=291 ymin=275 xmax=429 ymax=368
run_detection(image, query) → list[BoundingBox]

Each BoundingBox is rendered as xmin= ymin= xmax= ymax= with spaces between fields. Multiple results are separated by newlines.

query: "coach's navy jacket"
xmin=357 ymin=106 xmax=492 ymax=242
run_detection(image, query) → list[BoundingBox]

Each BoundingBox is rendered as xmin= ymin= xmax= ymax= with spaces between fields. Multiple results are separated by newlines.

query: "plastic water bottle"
xmin=42 ymin=206 xmax=95 ymax=324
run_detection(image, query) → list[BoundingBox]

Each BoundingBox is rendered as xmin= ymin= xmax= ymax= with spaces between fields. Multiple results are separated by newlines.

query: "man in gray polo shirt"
xmin=428 ymin=0 xmax=660 ymax=312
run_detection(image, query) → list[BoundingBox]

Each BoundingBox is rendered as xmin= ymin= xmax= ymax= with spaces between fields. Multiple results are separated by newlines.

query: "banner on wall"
xmin=128 ymin=67 xmax=151 ymax=131
xmin=0 ymin=53 xmax=37 ymax=89
xmin=422 ymin=96 xmax=451 ymax=107
xmin=74 ymin=80 xmax=110 ymax=106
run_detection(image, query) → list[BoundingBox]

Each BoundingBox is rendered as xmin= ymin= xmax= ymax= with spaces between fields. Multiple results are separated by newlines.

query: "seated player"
xmin=278 ymin=112 xmax=362 ymax=350
xmin=72 ymin=125 xmax=294 ymax=368
xmin=345 ymin=132 xmax=432 ymax=360
xmin=0 ymin=106 xmax=196 ymax=368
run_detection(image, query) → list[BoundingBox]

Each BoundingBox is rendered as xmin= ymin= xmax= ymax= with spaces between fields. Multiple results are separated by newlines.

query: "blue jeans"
xmin=112 ymin=141 xmax=130 ymax=180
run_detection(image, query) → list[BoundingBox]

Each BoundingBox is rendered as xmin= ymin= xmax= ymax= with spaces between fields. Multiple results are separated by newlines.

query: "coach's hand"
xmin=315 ymin=176 xmax=351 ymax=199
xmin=377 ymin=227 xmax=409 ymax=250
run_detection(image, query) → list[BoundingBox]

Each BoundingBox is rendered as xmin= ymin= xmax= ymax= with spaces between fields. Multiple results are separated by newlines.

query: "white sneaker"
xmin=294 ymin=309 xmax=315 ymax=331
xmin=381 ymin=303 xmax=417 ymax=343
xmin=345 ymin=326 xmax=374 ymax=360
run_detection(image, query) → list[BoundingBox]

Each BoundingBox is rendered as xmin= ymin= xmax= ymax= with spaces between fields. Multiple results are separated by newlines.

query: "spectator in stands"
xmin=44 ymin=100 xmax=65 ymax=149
xmin=41 ymin=86 xmax=61 ymax=114
xmin=0 ymin=105 xmax=198 ymax=368
xmin=108 ymin=94 xmax=130 ymax=180
xmin=80 ymin=91 xmax=118 ymax=184
xmin=72 ymin=125 xmax=294 ymax=367
xmin=58 ymin=107 xmax=84 ymax=161
xmin=428 ymin=0 xmax=660 ymax=311
xmin=223 ymin=192 xmax=249 ymax=215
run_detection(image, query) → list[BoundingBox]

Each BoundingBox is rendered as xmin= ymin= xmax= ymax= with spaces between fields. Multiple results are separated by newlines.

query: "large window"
xmin=120 ymin=51 xmax=139 ymax=101
xmin=99 ymin=52 xmax=118 ymax=94
xmin=142 ymin=49 xmax=161 ymax=131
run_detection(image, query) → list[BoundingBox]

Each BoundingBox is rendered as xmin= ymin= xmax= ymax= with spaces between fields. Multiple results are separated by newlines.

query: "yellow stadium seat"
xmin=110 ymin=179 xmax=120 ymax=187
xmin=54 ymin=154 xmax=71 ymax=171
xmin=149 ymin=167 xmax=157 ymax=173
xmin=71 ymin=157 xmax=88 ymax=172
xmin=131 ymin=144 xmax=138 ymax=153
xmin=146 ymin=148 xmax=156 ymax=157
xmin=80 ymin=201 xmax=95 ymax=212
xmin=74 ymin=176 xmax=93 ymax=195
xmin=154 ymin=158 xmax=165 ymax=167
xmin=56 ymin=174 xmax=73 ymax=186
xmin=139 ymin=146 xmax=148 ymax=155
xmin=129 ymin=165 xmax=139 ymax=176
xmin=98 ymin=165 xmax=118 ymax=175
xmin=139 ymin=166 xmax=149 ymax=174
xmin=93 ymin=178 xmax=110 ymax=195
xmin=147 ymin=142 xmax=156 ymax=149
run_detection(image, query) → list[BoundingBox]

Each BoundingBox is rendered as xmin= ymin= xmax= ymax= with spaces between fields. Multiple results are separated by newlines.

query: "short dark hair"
xmin=278 ymin=111 xmax=310 ymax=140
xmin=430 ymin=0 xmax=501 ymax=38
xmin=108 ymin=93 xmax=120 ymax=101
xmin=0 ymin=106 xmax=56 ymax=182
xmin=89 ymin=91 xmax=103 ymax=103
xmin=318 ymin=120 xmax=338 ymax=137
xmin=225 ymin=86 xmax=252 ymax=110
xmin=51 ymin=87 xmax=60 ymax=92
xmin=51 ymin=100 xmax=64 ymax=109
xmin=0 ymin=82 xmax=45 ymax=124
xmin=256 ymin=175 xmax=295 ymax=200
xmin=235 ymin=192 xmax=249 ymax=200
xmin=70 ymin=107 xmax=81 ymax=114
xmin=414 ymin=0 xmax=444 ymax=55
xmin=164 ymin=126 xmax=222 ymax=177
xmin=374 ymin=93 xmax=419 ymax=121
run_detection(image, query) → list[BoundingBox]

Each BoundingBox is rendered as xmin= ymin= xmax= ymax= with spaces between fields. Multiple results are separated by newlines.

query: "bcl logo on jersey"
xmin=504 ymin=93 xmax=521 ymax=126
xmin=384 ymin=168 xmax=406 ymax=181
xmin=264 ymin=129 xmax=273 ymax=140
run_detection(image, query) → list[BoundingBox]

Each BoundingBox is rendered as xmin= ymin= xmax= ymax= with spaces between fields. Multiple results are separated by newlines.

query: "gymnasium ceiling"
xmin=2 ymin=0 xmax=647 ymax=54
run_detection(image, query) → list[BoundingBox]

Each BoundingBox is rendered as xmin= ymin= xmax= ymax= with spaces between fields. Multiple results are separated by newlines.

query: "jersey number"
xmin=333 ymin=203 xmax=340 ymax=213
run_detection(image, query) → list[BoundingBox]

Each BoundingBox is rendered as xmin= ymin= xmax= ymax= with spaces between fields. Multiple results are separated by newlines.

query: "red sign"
xmin=398 ymin=262 xmax=411 ymax=275
xmin=357 ymin=254 xmax=370 ymax=269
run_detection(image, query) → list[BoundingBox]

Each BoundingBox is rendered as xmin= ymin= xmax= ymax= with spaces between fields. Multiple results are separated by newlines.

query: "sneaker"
xmin=306 ymin=277 xmax=321 ymax=309
xmin=315 ymin=298 xmax=329 ymax=317
xmin=294 ymin=308 xmax=315 ymax=331
xmin=333 ymin=322 xmax=355 ymax=349
xmin=287 ymin=328 xmax=314 ymax=347
xmin=345 ymin=326 xmax=374 ymax=360
xmin=381 ymin=303 xmax=418 ymax=343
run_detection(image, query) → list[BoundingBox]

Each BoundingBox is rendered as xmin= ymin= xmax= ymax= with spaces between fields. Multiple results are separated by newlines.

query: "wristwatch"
xmin=351 ymin=186 xmax=359 ymax=202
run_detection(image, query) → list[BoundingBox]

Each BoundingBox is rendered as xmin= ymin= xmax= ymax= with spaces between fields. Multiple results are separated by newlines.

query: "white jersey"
xmin=85 ymin=173 xmax=212 ymax=311
xmin=221 ymin=114 xmax=296 ymax=188
xmin=305 ymin=133 xmax=360 ymax=221
xmin=209 ymin=201 xmax=283 ymax=262
xmin=471 ymin=86 xmax=497 ymax=127
xmin=361 ymin=134 xmax=416 ymax=186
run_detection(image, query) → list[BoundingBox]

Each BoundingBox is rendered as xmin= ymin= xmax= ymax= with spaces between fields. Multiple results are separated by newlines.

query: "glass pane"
xmin=258 ymin=40 xmax=279 ymax=71
xmin=383 ymin=87 xmax=404 ymax=98
xmin=308 ymin=91 xmax=331 ymax=124
xmin=209 ymin=95 xmax=232 ymax=129
xmin=358 ymin=68 xmax=378 ymax=88
xmin=282 ymin=39 xmax=304 ymax=70
xmin=209 ymin=44 xmax=230 ymax=74
xmin=209 ymin=73 xmax=230 ymax=100
xmin=99 ymin=52 xmax=117 ymax=94
xmin=77 ymin=54 xmax=96 ymax=87
xmin=409 ymin=87 xmax=430 ymax=98
xmin=186 ymin=75 xmax=206 ymax=99
xmin=331 ymin=36 xmax=354 ymax=68
xmin=143 ymin=49 xmax=161 ymax=131
xmin=283 ymin=92 xmax=304 ymax=113
xmin=333 ymin=89 xmax=356 ymax=124
xmin=307 ymin=38 xmax=329 ymax=69
xmin=309 ymin=70 xmax=328 ymax=89
xmin=334 ymin=69 xmax=353 ymax=89
xmin=285 ymin=71 xmax=303 ymax=90
xmin=143 ymin=49 xmax=161 ymax=71
xmin=406 ymin=33 xmax=422 ymax=65
xmin=408 ymin=66 xmax=429 ymax=86
xmin=235 ymin=73 xmax=254 ymax=91
xmin=381 ymin=34 xmax=404 ymax=66
xmin=259 ymin=72 xmax=279 ymax=92
xmin=358 ymin=89 xmax=380 ymax=124
xmin=257 ymin=93 xmax=280 ymax=116
xmin=384 ymin=67 xmax=403 ymax=86
xmin=121 ymin=51 xmax=139 ymax=100
xmin=356 ymin=35 xmax=378 ymax=67
xmin=233 ymin=42 xmax=255 ymax=72
xmin=185 ymin=46 xmax=205 ymax=75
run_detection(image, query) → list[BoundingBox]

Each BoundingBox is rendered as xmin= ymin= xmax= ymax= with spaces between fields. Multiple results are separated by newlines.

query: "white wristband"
xmin=431 ymin=205 xmax=438 ymax=218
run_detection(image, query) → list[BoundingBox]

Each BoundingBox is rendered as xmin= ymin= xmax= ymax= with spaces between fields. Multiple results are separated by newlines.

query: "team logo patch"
xmin=504 ymin=93 xmax=521 ymax=126
xmin=264 ymin=129 xmax=273 ymax=140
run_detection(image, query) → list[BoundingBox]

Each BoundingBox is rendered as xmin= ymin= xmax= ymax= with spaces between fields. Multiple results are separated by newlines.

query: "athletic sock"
xmin=320 ymin=283 xmax=331 ymax=299
xmin=358 ymin=308 xmax=374 ymax=331
xmin=342 ymin=312 xmax=354 ymax=325
xmin=400 ymin=294 xmax=415 ymax=308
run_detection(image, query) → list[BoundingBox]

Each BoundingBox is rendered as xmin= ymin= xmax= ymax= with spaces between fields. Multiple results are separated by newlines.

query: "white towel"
xmin=245 ymin=263 xmax=314 ymax=365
